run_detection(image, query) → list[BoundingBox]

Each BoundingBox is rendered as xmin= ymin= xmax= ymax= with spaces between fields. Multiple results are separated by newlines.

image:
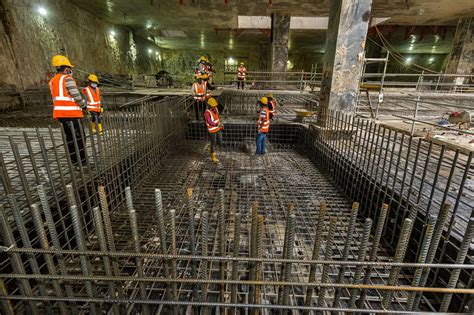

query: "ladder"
xmin=357 ymin=51 xmax=390 ymax=119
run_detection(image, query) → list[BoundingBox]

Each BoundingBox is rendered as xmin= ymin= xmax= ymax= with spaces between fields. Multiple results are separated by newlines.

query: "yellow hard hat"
xmin=199 ymin=73 xmax=209 ymax=79
xmin=265 ymin=93 xmax=273 ymax=98
xmin=199 ymin=56 xmax=208 ymax=62
xmin=260 ymin=97 xmax=268 ymax=105
xmin=240 ymin=62 xmax=244 ymax=65
xmin=207 ymin=97 xmax=218 ymax=107
xmin=51 ymin=55 xmax=74 ymax=67
xmin=88 ymin=74 xmax=99 ymax=83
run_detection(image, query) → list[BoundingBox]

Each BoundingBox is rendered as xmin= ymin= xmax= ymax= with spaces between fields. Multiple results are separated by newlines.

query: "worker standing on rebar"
xmin=256 ymin=97 xmax=270 ymax=156
xmin=237 ymin=62 xmax=247 ymax=89
xmin=82 ymin=74 xmax=103 ymax=134
xmin=204 ymin=97 xmax=223 ymax=163
xmin=266 ymin=93 xmax=277 ymax=120
xmin=49 ymin=55 xmax=87 ymax=167
xmin=192 ymin=74 xmax=208 ymax=120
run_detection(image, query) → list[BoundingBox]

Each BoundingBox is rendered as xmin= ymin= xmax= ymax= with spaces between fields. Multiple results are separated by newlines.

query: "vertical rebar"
xmin=333 ymin=202 xmax=359 ymax=307
xmin=381 ymin=218 xmax=414 ymax=309
xmin=98 ymin=186 xmax=125 ymax=300
xmin=187 ymin=188 xmax=198 ymax=300
xmin=318 ymin=217 xmax=337 ymax=308
xmin=439 ymin=218 xmax=474 ymax=312
xmin=7 ymin=194 xmax=50 ymax=306
xmin=406 ymin=215 xmax=436 ymax=311
xmin=70 ymin=205 xmax=98 ymax=315
xmin=0 ymin=277 xmax=13 ymax=315
xmin=30 ymin=203 xmax=68 ymax=315
xmin=411 ymin=203 xmax=451 ymax=310
xmin=249 ymin=201 xmax=259 ymax=305
xmin=217 ymin=189 xmax=226 ymax=303
xmin=0 ymin=206 xmax=38 ymax=314
xmin=357 ymin=203 xmax=388 ymax=308
xmin=126 ymin=188 xmax=151 ymax=315
xmin=254 ymin=214 xmax=265 ymax=315
xmin=348 ymin=218 xmax=372 ymax=308
xmin=304 ymin=202 xmax=327 ymax=312
xmin=91 ymin=207 xmax=120 ymax=314
xmin=281 ymin=213 xmax=296 ymax=314
xmin=230 ymin=212 xmax=242 ymax=315
xmin=200 ymin=211 xmax=209 ymax=314
xmin=169 ymin=209 xmax=178 ymax=309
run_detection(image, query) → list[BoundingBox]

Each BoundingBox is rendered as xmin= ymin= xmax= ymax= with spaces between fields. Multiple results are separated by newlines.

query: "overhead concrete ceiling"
xmin=69 ymin=0 xmax=473 ymax=53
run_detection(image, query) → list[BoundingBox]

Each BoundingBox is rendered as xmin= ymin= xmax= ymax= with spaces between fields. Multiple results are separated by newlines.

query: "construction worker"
xmin=48 ymin=55 xmax=87 ymax=167
xmin=266 ymin=93 xmax=277 ymax=119
xmin=194 ymin=56 xmax=209 ymax=78
xmin=82 ymin=74 xmax=103 ymax=134
xmin=256 ymin=97 xmax=270 ymax=156
xmin=192 ymin=74 xmax=208 ymax=120
xmin=204 ymin=97 xmax=223 ymax=163
xmin=200 ymin=73 xmax=215 ymax=98
xmin=237 ymin=62 xmax=247 ymax=89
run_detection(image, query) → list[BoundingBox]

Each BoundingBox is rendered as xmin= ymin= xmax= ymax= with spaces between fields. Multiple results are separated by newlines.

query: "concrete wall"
xmin=0 ymin=0 xmax=161 ymax=91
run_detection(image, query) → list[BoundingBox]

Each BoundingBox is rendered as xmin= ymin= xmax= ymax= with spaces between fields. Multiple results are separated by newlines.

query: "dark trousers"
xmin=237 ymin=79 xmax=245 ymax=89
xmin=90 ymin=111 xmax=102 ymax=123
xmin=209 ymin=131 xmax=223 ymax=153
xmin=194 ymin=100 xmax=205 ymax=120
xmin=58 ymin=118 xmax=86 ymax=165
xmin=256 ymin=132 xmax=266 ymax=155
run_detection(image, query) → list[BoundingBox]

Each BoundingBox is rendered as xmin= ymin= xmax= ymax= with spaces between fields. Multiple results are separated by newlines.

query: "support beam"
xmin=271 ymin=12 xmax=290 ymax=81
xmin=445 ymin=17 xmax=473 ymax=84
xmin=319 ymin=0 xmax=373 ymax=120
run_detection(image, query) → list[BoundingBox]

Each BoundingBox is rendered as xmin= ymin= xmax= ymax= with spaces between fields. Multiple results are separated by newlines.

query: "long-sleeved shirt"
xmin=64 ymin=75 xmax=86 ymax=108
xmin=204 ymin=108 xmax=219 ymax=127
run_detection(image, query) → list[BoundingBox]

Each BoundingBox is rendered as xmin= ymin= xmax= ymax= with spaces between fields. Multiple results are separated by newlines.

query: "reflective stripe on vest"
xmin=237 ymin=67 xmax=247 ymax=79
xmin=205 ymin=109 xmax=221 ymax=133
xmin=49 ymin=73 xmax=83 ymax=119
xmin=84 ymin=86 xmax=101 ymax=112
xmin=258 ymin=108 xmax=270 ymax=132
xmin=193 ymin=82 xmax=206 ymax=101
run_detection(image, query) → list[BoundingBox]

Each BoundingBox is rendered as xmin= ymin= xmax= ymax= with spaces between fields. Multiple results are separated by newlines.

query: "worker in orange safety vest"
xmin=266 ymin=93 xmax=277 ymax=119
xmin=204 ymin=97 xmax=223 ymax=163
xmin=192 ymin=74 xmax=208 ymax=120
xmin=82 ymin=74 xmax=103 ymax=134
xmin=236 ymin=62 xmax=247 ymax=89
xmin=256 ymin=97 xmax=270 ymax=156
xmin=48 ymin=55 xmax=87 ymax=167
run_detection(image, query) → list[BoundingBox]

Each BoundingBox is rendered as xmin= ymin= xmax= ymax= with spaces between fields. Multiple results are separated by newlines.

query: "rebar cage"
xmin=0 ymin=91 xmax=473 ymax=314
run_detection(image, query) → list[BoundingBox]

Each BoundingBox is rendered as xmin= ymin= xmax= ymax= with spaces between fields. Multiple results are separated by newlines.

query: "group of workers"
xmin=192 ymin=56 xmax=276 ymax=163
xmin=48 ymin=55 xmax=104 ymax=168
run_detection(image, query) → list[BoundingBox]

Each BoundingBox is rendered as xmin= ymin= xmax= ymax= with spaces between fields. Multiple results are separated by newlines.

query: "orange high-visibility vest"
xmin=82 ymin=86 xmax=101 ymax=112
xmin=49 ymin=73 xmax=83 ymax=119
xmin=204 ymin=108 xmax=221 ymax=133
xmin=192 ymin=82 xmax=207 ymax=101
xmin=237 ymin=66 xmax=247 ymax=80
xmin=258 ymin=107 xmax=270 ymax=133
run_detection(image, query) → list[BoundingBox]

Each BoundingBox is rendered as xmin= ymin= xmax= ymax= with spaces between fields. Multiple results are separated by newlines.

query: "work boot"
xmin=211 ymin=152 xmax=219 ymax=163
xmin=98 ymin=123 xmax=103 ymax=134
xmin=90 ymin=123 xmax=96 ymax=134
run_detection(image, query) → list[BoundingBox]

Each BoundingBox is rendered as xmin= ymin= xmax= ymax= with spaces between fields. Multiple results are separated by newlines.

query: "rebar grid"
xmin=0 ymin=93 xmax=472 ymax=314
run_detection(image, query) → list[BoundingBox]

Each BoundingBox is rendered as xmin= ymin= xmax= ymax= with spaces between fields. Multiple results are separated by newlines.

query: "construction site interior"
xmin=0 ymin=1 xmax=473 ymax=314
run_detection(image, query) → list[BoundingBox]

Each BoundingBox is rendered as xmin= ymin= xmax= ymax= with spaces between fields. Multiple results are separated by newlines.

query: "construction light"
xmin=429 ymin=57 xmax=435 ymax=63
xmin=405 ymin=57 xmax=413 ymax=64
xmin=109 ymin=29 xmax=116 ymax=37
xmin=37 ymin=6 xmax=48 ymax=16
xmin=148 ymin=48 xmax=153 ymax=54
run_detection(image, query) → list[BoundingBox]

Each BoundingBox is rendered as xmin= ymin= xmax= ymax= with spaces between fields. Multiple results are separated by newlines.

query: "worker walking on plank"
xmin=237 ymin=62 xmax=247 ymax=89
xmin=256 ymin=97 xmax=270 ymax=156
xmin=82 ymin=74 xmax=103 ymax=134
xmin=192 ymin=74 xmax=208 ymax=120
xmin=266 ymin=93 xmax=277 ymax=120
xmin=49 ymin=55 xmax=87 ymax=167
xmin=204 ymin=97 xmax=223 ymax=164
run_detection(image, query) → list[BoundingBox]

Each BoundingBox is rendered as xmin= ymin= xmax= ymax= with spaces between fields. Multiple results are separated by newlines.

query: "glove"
xmin=101 ymin=107 xmax=105 ymax=113
xmin=219 ymin=123 xmax=224 ymax=130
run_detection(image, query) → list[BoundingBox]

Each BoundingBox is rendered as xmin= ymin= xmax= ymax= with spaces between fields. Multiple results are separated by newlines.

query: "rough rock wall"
xmin=0 ymin=0 xmax=160 ymax=90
